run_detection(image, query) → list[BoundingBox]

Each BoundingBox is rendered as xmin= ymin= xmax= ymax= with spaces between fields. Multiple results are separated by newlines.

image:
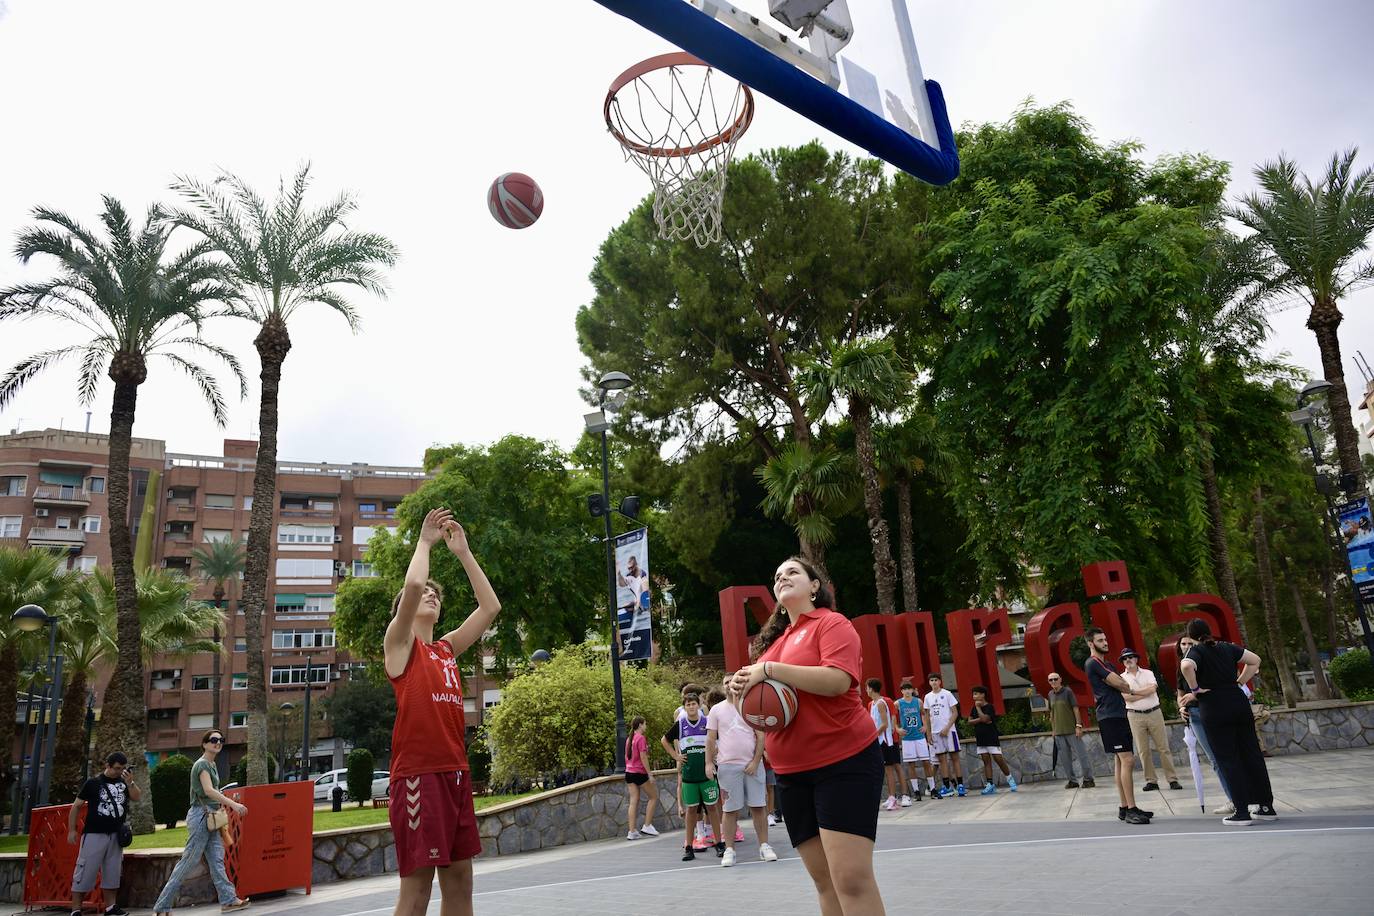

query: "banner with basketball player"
xmin=1336 ymin=496 xmax=1374 ymax=603
xmin=613 ymin=527 xmax=652 ymax=661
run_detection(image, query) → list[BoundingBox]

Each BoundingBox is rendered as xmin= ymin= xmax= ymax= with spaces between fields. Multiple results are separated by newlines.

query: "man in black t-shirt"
xmin=68 ymin=752 xmax=141 ymax=916
xmin=1083 ymin=628 xmax=1151 ymax=825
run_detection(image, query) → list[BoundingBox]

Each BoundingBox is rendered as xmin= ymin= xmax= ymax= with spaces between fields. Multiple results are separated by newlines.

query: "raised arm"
xmin=384 ymin=507 xmax=451 ymax=678
xmin=440 ymin=521 xmax=503 ymax=657
xmin=1237 ymin=648 xmax=1261 ymax=686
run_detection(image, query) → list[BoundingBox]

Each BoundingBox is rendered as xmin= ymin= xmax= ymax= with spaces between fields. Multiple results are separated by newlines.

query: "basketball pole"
xmin=600 ymin=423 xmax=629 ymax=774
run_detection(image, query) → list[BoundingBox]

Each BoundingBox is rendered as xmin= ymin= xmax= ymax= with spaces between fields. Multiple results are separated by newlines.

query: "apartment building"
xmin=2 ymin=427 xmax=435 ymax=772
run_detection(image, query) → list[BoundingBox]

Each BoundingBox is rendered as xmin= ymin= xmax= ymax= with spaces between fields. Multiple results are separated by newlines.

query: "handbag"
xmin=98 ymin=781 xmax=133 ymax=848
xmin=204 ymin=805 xmax=230 ymax=831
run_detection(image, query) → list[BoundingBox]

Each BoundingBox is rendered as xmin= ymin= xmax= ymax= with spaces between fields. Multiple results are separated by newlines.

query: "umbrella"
xmin=1182 ymin=723 xmax=1206 ymax=812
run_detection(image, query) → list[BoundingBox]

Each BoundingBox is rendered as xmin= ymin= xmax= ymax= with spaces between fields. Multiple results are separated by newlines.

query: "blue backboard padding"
xmin=594 ymin=0 xmax=959 ymax=184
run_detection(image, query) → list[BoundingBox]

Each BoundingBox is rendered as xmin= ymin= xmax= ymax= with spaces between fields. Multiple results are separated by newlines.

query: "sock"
xmin=927 ymin=776 xmax=936 ymax=790
xmin=909 ymin=778 xmax=919 ymax=792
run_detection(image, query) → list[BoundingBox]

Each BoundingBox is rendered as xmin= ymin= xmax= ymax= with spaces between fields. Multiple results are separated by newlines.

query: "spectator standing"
xmin=1046 ymin=673 xmax=1094 ymax=788
xmin=967 ymin=687 xmax=1017 ymax=794
xmin=1083 ymin=628 xmax=1152 ymax=825
xmin=1176 ymin=634 xmax=1234 ymax=814
xmin=1119 ymin=649 xmax=1182 ymax=792
xmin=867 ymin=679 xmax=903 ymax=810
xmin=624 ymin=716 xmax=660 ymax=840
xmin=896 ymin=681 xmax=935 ymax=800
xmin=68 ymin=752 xmax=140 ymax=916
xmin=706 ymin=683 xmax=777 ymax=866
xmin=1180 ymin=619 xmax=1277 ymax=826
xmin=661 ymin=693 xmax=724 ymax=860
xmin=923 ymin=673 xmax=964 ymax=798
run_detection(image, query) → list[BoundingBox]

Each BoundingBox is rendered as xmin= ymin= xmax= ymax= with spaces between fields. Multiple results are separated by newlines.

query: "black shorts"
xmin=777 ymin=741 xmax=883 ymax=847
xmin=1099 ymin=717 xmax=1133 ymax=754
xmin=624 ymin=772 xmax=649 ymax=786
xmin=881 ymin=742 xmax=901 ymax=766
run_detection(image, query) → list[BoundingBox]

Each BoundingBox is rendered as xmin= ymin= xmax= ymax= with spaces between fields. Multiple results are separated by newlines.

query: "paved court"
xmin=186 ymin=749 xmax=1374 ymax=915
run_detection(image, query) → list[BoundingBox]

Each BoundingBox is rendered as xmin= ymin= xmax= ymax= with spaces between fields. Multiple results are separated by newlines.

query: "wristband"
xmin=764 ymin=661 xmax=773 ymax=679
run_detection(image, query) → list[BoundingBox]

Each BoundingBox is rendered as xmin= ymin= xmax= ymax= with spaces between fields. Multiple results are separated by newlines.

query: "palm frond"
xmin=0 ymin=348 xmax=80 ymax=408
xmin=159 ymin=352 xmax=230 ymax=426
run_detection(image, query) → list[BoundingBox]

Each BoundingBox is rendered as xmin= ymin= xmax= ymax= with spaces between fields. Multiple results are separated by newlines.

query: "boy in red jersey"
xmin=386 ymin=508 xmax=502 ymax=916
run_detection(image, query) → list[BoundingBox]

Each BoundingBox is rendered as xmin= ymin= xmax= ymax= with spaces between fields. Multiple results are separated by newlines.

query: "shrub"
xmin=1329 ymin=648 xmax=1374 ymax=700
xmin=485 ymin=643 xmax=681 ymax=784
xmin=151 ymin=754 xmax=193 ymax=829
xmin=467 ymin=731 xmax=492 ymax=787
xmin=346 ymin=747 xmax=375 ymax=806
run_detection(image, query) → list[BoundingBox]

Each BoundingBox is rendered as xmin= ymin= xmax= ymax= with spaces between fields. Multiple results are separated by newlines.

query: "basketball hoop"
xmin=605 ymin=53 xmax=755 ymax=247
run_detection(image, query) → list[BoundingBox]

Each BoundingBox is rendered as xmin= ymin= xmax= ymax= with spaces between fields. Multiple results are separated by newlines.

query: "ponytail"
xmin=751 ymin=556 xmax=833 ymax=658
xmin=1186 ymin=618 xmax=1216 ymax=645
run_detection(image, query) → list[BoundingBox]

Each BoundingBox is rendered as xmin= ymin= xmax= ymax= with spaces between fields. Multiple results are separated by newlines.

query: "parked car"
xmin=313 ymin=768 xmax=389 ymax=802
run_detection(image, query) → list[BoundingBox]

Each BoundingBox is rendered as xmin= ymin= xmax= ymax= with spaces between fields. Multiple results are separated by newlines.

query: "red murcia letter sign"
xmin=718 ymin=561 xmax=1242 ymax=714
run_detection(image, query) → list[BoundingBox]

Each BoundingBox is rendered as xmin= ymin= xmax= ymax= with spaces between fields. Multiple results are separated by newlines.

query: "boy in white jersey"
xmin=924 ymin=673 xmax=964 ymax=797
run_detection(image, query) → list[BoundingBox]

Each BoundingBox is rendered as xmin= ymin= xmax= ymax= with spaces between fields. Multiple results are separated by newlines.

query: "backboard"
xmin=591 ymin=0 xmax=958 ymax=184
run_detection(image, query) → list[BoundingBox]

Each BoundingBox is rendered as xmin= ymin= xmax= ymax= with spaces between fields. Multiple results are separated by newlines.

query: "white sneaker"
xmin=721 ymin=848 xmax=736 ymax=867
xmin=899 ymin=795 xmax=912 ymax=807
xmin=626 ymin=830 xmax=641 ymax=840
xmin=884 ymin=795 xmax=897 ymax=811
xmin=759 ymin=843 xmax=778 ymax=862
xmin=639 ymin=823 xmax=659 ymax=836
xmin=767 ymin=813 xmax=777 ymax=827
xmin=1215 ymin=802 xmax=1235 ymax=816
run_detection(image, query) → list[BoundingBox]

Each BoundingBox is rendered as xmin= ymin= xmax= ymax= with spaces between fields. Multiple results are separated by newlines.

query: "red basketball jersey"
xmin=389 ymin=636 xmax=470 ymax=777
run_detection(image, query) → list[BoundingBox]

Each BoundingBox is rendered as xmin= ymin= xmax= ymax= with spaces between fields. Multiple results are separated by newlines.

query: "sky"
xmin=1 ymin=0 xmax=1372 ymax=467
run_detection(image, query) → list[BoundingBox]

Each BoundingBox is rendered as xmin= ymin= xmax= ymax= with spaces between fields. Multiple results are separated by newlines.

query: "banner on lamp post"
xmin=613 ymin=527 xmax=652 ymax=661
xmin=1335 ymin=496 xmax=1374 ymax=604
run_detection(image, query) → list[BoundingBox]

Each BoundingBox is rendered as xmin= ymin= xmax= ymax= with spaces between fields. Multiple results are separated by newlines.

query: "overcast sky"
xmin=1 ymin=0 xmax=1372 ymax=467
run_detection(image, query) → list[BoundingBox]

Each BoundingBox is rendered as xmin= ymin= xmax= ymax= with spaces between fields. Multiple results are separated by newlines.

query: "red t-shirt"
xmin=757 ymin=609 xmax=877 ymax=774
xmin=388 ymin=636 xmax=470 ymax=777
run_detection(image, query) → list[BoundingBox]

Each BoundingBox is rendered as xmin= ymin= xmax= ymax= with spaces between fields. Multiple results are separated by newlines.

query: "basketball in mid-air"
xmin=740 ymin=678 xmax=798 ymax=733
xmin=487 ymin=172 xmax=544 ymax=229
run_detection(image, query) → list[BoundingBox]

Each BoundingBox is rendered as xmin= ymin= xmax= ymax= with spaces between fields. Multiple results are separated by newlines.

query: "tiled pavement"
xmin=185 ymin=748 xmax=1374 ymax=915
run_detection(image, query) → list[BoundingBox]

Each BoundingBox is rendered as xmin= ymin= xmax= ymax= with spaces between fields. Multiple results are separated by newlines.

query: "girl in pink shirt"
xmin=624 ymin=717 xmax=659 ymax=839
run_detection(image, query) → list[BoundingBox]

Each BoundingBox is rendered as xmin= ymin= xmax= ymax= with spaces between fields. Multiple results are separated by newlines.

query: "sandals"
xmin=222 ymin=900 xmax=251 ymax=912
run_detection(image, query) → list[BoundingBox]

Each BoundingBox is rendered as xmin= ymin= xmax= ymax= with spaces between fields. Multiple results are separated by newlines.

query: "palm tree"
xmin=757 ymin=441 xmax=853 ymax=583
xmin=875 ymin=408 xmax=947 ymax=613
xmin=190 ymin=537 xmax=246 ymax=776
xmin=0 ymin=547 xmax=80 ymax=807
xmin=51 ymin=570 xmax=224 ymax=810
xmin=0 ymin=198 xmax=244 ymax=813
xmin=1251 ymin=486 xmax=1301 ymax=707
xmin=799 ymin=339 xmax=914 ymax=614
xmin=170 ymin=166 xmax=398 ymax=784
xmin=1229 ymin=150 xmax=1374 ymax=489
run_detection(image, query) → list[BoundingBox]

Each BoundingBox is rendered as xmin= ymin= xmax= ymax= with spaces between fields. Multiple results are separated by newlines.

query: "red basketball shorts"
xmin=389 ymin=769 xmax=481 ymax=876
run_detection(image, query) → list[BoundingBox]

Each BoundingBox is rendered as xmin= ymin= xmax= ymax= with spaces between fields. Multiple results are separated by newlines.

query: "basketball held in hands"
xmin=741 ymin=678 xmax=798 ymax=733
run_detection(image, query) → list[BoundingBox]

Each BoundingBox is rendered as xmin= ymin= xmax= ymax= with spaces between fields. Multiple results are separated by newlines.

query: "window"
xmin=87 ymin=477 xmax=105 ymax=494
xmin=243 ymin=496 xmax=253 ymax=510
xmin=150 ymin=670 xmax=181 ymax=690
xmin=148 ymin=708 xmax=177 ymax=722
xmin=277 ymin=524 xmax=334 ymax=544
xmin=232 ymin=673 xmax=248 ymax=689
xmin=191 ymin=676 xmax=212 ymax=691
xmin=305 ymin=594 xmax=335 ymax=614
xmin=54 ymin=516 xmax=72 ymax=529
xmin=1 ymin=516 xmax=20 ymax=538
xmin=351 ymin=561 xmax=376 ymax=578
xmin=313 ymin=500 xmax=334 ymax=511
xmin=205 ymin=494 xmax=234 ymax=509
xmin=230 ymin=712 xmax=248 ymax=728
xmin=357 ymin=502 xmax=377 ymax=513
xmin=272 ymin=628 xmax=336 ymax=649
xmin=275 ymin=558 xmax=333 ymax=578
xmin=202 ymin=529 xmax=233 ymax=543
xmin=75 ymin=556 xmax=97 ymax=574
xmin=270 ymin=665 xmax=329 ymax=686
xmin=1 ymin=476 xmax=25 ymax=496
xmin=79 ymin=516 xmax=101 ymax=533
xmin=352 ymin=525 xmax=397 ymax=544
xmin=188 ymin=714 xmax=215 ymax=730
xmin=275 ymin=594 xmax=306 ymax=613
xmin=233 ymin=639 xmax=247 ymax=652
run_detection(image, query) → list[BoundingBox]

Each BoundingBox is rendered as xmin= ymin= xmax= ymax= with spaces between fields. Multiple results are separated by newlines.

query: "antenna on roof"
xmin=1356 ymin=351 xmax=1374 ymax=385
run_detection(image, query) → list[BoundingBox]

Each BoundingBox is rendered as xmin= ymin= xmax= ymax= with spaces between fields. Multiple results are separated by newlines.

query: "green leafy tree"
xmin=335 ymin=436 xmax=603 ymax=667
xmin=345 ymin=747 xmax=374 ymax=807
xmin=1229 ymin=149 xmax=1374 ymax=490
xmin=484 ymin=644 xmax=680 ymax=784
xmin=1328 ymin=648 xmax=1374 ymax=700
xmin=0 ymin=199 xmax=242 ymax=827
xmin=798 ymin=338 xmax=914 ymax=613
xmin=323 ymin=673 xmax=396 ymax=760
xmin=875 ymin=404 xmax=948 ymax=613
xmin=170 ymin=166 xmax=398 ymax=785
xmin=150 ymin=753 xmax=193 ymax=829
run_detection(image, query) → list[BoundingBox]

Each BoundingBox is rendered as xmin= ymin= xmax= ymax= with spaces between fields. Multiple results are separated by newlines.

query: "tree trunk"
xmin=1320 ymin=544 xmax=1348 ymax=649
xmin=0 ymin=641 xmax=19 ymax=806
xmin=1278 ymin=558 xmax=1331 ymax=700
xmin=895 ymin=475 xmax=919 ymax=613
xmin=50 ymin=671 xmax=90 ymax=804
xmin=242 ymin=318 xmax=292 ymax=785
xmin=95 ymin=364 xmax=154 ymax=833
xmin=850 ymin=401 xmax=897 ymax=614
xmin=1308 ymin=299 xmax=1365 ymax=490
xmin=1251 ymin=487 xmax=1301 ymax=708
xmin=1199 ymin=425 xmax=1246 ymax=639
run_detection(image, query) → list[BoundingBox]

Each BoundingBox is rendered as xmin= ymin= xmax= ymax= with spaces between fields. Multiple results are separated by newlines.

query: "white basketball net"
xmin=606 ymin=59 xmax=754 ymax=248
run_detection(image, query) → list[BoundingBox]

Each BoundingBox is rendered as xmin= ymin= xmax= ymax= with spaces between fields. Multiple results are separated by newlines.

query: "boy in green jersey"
xmin=662 ymin=693 xmax=724 ymax=860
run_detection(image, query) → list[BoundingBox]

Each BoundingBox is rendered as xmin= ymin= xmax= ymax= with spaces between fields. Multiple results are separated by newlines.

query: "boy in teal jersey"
xmin=897 ymin=681 xmax=936 ymax=801
xmin=662 ymin=693 xmax=723 ymax=861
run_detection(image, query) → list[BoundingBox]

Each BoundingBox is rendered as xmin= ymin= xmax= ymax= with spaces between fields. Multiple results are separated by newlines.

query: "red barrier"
xmin=23 ymin=805 xmax=105 ymax=910
xmin=222 ymin=782 xmax=313 ymax=898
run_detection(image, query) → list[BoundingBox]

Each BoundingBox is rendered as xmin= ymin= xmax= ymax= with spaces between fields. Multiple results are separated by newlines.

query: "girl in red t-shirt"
xmin=729 ymin=556 xmax=885 ymax=915
xmin=384 ymin=507 xmax=502 ymax=916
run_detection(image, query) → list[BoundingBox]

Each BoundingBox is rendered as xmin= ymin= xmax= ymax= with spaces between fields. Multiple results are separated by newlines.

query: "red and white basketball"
xmin=740 ymin=678 xmax=798 ymax=733
xmin=487 ymin=172 xmax=544 ymax=229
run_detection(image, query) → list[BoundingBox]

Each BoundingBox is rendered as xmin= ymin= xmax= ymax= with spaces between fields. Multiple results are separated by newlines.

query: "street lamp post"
xmin=1291 ymin=381 xmax=1374 ymax=657
xmin=301 ymin=656 xmax=313 ymax=782
xmin=10 ymin=604 xmax=63 ymax=812
xmin=277 ymin=702 xmax=295 ymax=782
xmin=82 ymin=691 xmax=96 ymax=782
xmin=586 ymin=370 xmax=633 ymax=773
xmin=8 ymin=663 xmax=39 ymax=834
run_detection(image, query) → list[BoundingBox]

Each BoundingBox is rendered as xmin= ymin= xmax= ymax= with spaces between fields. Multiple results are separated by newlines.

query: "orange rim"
xmin=604 ymin=52 xmax=755 ymax=159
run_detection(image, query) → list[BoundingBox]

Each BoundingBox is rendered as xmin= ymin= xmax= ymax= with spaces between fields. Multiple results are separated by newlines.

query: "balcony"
xmin=32 ymin=486 xmax=92 ymax=508
xmin=148 ymin=689 xmax=184 ymax=710
xmin=27 ymin=527 xmax=85 ymax=548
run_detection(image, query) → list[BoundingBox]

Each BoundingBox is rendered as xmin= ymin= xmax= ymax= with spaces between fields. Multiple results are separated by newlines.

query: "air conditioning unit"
xmin=330 ymin=671 xmax=342 ymax=681
xmin=34 ymin=508 xmax=49 ymax=518
xmin=333 ymin=534 xmax=342 ymax=543
xmin=333 ymin=561 xmax=348 ymax=575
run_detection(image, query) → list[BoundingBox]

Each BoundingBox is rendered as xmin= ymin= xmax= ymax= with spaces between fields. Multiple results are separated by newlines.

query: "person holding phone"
xmin=69 ymin=752 xmax=140 ymax=916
